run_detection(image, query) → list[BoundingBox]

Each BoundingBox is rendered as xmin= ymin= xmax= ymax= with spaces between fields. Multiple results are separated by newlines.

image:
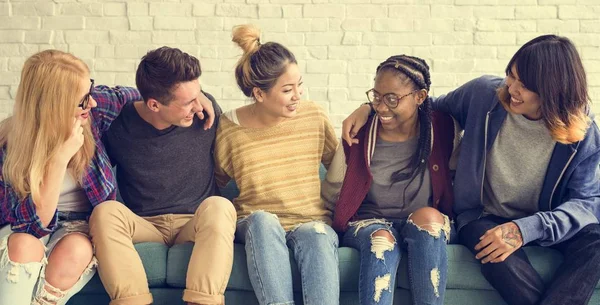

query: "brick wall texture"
xmin=1 ymin=0 xmax=599 ymax=134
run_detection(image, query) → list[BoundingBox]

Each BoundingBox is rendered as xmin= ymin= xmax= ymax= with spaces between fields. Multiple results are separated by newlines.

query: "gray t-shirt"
xmin=357 ymin=136 xmax=432 ymax=220
xmin=483 ymin=112 xmax=556 ymax=219
xmin=103 ymin=92 xmax=221 ymax=216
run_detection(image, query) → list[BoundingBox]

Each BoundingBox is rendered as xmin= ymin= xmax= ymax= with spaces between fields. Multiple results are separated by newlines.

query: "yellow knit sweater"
xmin=214 ymin=101 xmax=339 ymax=230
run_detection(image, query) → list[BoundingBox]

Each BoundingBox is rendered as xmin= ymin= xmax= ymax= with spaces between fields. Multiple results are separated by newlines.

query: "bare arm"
xmin=341 ymin=104 xmax=372 ymax=147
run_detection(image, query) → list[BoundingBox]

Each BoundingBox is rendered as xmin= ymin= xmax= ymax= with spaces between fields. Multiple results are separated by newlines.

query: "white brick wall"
xmin=0 ymin=0 xmax=599 ymax=135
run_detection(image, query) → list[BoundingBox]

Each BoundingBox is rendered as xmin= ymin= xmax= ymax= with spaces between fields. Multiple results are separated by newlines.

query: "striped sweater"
xmin=214 ymin=101 xmax=339 ymax=230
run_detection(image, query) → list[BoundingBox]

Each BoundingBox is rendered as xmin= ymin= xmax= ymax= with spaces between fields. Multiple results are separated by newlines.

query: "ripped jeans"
xmin=342 ymin=217 xmax=451 ymax=305
xmin=0 ymin=218 xmax=97 ymax=305
xmin=235 ymin=211 xmax=340 ymax=305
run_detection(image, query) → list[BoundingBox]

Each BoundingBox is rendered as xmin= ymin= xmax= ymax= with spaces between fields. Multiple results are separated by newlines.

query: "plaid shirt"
xmin=0 ymin=86 xmax=141 ymax=238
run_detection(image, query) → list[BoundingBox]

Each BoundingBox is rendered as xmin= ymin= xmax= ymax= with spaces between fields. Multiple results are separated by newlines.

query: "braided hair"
xmin=375 ymin=55 xmax=432 ymax=205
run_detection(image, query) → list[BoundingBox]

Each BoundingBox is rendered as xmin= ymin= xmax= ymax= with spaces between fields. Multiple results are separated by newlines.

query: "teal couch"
xmin=67 ymin=172 xmax=600 ymax=305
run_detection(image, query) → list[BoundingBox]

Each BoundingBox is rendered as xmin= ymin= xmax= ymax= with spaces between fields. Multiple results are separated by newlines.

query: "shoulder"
xmin=577 ymin=119 xmax=600 ymax=155
xmin=299 ymin=101 xmax=328 ymax=122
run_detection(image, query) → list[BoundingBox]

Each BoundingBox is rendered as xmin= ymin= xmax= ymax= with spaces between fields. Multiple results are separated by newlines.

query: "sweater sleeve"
xmin=321 ymin=142 xmax=347 ymax=213
xmin=321 ymin=111 xmax=339 ymax=169
xmin=213 ymin=122 xmax=232 ymax=189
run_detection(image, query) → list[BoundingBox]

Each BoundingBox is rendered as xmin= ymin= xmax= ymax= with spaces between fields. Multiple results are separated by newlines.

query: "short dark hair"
xmin=498 ymin=34 xmax=590 ymax=144
xmin=135 ymin=46 xmax=201 ymax=105
xmin=231 ymin=24 xmax=297 ymax=99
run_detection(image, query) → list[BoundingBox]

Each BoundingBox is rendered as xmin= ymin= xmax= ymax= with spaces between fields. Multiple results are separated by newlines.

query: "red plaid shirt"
xmin=0 ymin=85 xmax=141 ymax=238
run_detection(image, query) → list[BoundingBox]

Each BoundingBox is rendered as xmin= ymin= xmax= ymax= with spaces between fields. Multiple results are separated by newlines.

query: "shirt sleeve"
xmin=1 ymin=180 xmax=57 ymax=238
xmin=91 ymin=85 xmax=142 ymax=135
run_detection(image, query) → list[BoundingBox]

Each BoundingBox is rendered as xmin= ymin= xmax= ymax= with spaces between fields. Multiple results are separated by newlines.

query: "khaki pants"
xmin=89 ymin=197 xmax=236 ymax=305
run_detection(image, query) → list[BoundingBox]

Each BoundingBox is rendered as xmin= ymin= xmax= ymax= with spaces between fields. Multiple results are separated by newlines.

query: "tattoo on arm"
xmin=501 ymin=225 xmax=522 ymax=248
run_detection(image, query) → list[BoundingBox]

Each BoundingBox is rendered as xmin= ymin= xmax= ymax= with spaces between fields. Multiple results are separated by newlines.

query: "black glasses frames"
xmin=78 ymin=79 xmax=95 ymax=109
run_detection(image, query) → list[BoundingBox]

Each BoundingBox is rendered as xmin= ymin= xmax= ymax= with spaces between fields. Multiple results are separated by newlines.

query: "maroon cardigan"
xmin=331 ymin=110 xmax=456 ymax=232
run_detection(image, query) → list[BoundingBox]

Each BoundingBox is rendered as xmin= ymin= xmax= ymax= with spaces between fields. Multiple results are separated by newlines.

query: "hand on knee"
xmin=7 ymin=233 xmax=45 ymax=263
xmin=45 ymin=233 xmax=94 ymax=290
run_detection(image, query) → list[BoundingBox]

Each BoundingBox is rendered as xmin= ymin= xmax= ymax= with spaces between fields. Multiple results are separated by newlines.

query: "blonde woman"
xmin=0 ymin=50 xmax=140 ymax=305
xmin=214 ymin=25 xmax=340 ymax=305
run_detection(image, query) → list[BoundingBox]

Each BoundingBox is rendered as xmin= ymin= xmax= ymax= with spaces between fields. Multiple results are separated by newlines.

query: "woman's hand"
xmin=341 ymin=104 xmax=371 ymax=146
xmin=56 ymin=118 xmax=84 ymax=165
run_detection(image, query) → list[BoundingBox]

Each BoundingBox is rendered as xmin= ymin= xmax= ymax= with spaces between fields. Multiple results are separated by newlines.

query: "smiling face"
xmin=74 ymin=77 xmax=97 ymax=125
xmin=256 ymin=63 xmax=303 ymax=119
xmin=504 ymin=65 xmax=543 ymax=120
xmin=153 ymin=79 xmax=205 ymax=128
xmin=372 ymin=70 xmax=423 ymax=134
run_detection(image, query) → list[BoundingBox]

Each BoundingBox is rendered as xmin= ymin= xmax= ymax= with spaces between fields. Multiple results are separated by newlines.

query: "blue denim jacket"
xmin=434 ymin=75 xmax=600 ymax=246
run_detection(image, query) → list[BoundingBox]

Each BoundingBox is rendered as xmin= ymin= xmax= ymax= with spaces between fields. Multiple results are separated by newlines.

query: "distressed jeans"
xmin=460 ymin=215 xmax=600 ymax=305
xmin=343 ymin=217 xmax=451 ymax=305
xmin=0 ymin=217 xmax=97 ymax=305
xmin=235 ymin=211 xmax=340 ymax=305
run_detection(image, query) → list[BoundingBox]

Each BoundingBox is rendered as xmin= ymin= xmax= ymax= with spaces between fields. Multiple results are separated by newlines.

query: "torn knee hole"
xmin=370 ymin=230 xmax=395 ymax=260
xmin=408 ymin=215 xmax=451 ymax=240
xmin=33 ymin=283 xmax=68 ymax=305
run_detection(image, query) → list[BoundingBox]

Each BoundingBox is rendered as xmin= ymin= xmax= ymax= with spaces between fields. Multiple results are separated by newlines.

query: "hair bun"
xmin=232 ymin=24 xmax=261 ymax=54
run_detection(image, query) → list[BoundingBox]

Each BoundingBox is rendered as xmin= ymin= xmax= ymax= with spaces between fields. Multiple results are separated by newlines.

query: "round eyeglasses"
xmin=366 ymin=89 xmax=418 ymax=109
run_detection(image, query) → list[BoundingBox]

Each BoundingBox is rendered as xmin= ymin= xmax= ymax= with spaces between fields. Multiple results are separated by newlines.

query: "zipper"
xmin=548 ymin=149 xmax=577 ymax=211
xmin=478 ymin=112 xmax=491 ymax=219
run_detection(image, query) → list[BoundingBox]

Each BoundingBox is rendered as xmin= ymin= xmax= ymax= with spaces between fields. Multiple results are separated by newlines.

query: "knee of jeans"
xmin=296 ymin=222 xmax=338 ymax=247
xmin=6 ymin=233 xmax=45 ymax=263
xmin=0 ymin=233 xmax=46 ymax=284
xmin=407 ymin=208 xmax=451 ymax=240
xmin=370 ymin=229 xmax=396 ymax=260
xmin=244 ymin=211 xmax=282 ymax=235
xmin=88 ymin=200 xmax=126 ymax=232
xmin=46 ymin=234 xmax=94 ymax=278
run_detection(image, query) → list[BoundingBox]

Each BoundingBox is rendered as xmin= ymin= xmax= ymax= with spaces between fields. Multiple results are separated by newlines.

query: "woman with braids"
xmin=322 ymin=54 xmax=458 ymax=305
xmin=214 ymin=24 xmax=340 ymax=305
xmin=340 ymin=35 xmax=600 ymax=305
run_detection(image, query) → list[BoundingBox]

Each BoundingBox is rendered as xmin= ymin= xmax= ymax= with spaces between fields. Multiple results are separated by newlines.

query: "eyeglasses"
xmin=366 ymin=89 xmax=418 ymax=109
xmin=78 ymin=79 xmax=95 ymax=109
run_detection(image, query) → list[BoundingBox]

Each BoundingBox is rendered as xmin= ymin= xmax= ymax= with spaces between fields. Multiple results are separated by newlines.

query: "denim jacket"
xmin=434 ymin=75 xmax=600 ymax=246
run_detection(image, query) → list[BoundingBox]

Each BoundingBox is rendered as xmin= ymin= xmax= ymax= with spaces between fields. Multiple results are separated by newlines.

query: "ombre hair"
xmin=0 ymin=50 xmax=95 ymax=202
xmin=497 ymin=35 xmax=590 ymax=144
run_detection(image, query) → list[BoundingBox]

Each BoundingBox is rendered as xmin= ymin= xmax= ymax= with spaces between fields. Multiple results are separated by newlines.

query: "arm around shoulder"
xmin=92 ymin=85 xmax=142 ymax=135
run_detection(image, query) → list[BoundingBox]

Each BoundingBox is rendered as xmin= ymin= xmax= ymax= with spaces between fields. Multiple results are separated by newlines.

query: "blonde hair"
xmin=0 ymin=50 xmax=95 ymax=202
xmin=231 ymin=24 xmax=297 ymax=99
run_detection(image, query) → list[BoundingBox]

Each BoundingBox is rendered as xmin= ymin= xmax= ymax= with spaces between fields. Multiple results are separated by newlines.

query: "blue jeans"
xmin=343 ymin=217 xmax=450 ymax=305
xmin=0 ymin=218 xmax=96 ymax=305
xmin=460 ymin=215 xmax=600 ymax=305
xmin=236 ymin=211 xmax=340 ymax=305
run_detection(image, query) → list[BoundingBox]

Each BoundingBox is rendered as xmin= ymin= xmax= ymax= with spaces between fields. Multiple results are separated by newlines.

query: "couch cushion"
xmin=168 ymin=243 xmax=360 ymax=291
xmin=80 ymin=242 xmax=169 ymax=294
xmin=168 ymin=243 xmax=599 ymax=292
xmin=397 ymin=245 xmax=565 ymax=290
